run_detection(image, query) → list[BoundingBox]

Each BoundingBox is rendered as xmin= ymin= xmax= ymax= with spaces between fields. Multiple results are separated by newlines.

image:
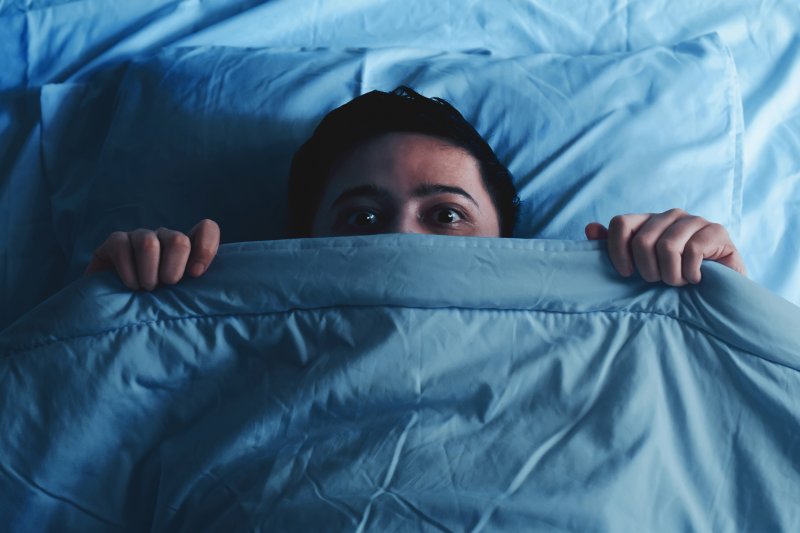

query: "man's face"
xmin=311 ymin=132 xmax=501 ymax=237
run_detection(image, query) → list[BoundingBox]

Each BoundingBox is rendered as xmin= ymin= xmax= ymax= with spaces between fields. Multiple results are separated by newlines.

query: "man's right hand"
xmin=84 ymin=219 xmax=220 ymax=291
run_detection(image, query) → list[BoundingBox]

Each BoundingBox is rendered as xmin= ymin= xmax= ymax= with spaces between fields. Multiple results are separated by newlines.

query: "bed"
xmin=1 ymin=1 xmax=799 ymax=531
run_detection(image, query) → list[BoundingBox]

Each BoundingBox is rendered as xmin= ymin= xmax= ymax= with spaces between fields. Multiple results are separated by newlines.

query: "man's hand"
xmin=585 ymin=209 xmax=746 ymax=286
xmin=84 ymin=219 xmax=221 ymax=291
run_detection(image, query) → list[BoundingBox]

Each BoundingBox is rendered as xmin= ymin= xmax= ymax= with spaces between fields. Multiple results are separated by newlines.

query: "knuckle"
xmin=707 ymin=222 xmax=726 ymax=235
xmin=166 ymin=233 xmax=191 ymax=252
xmin=608 ymin=215 xmax=627 ymax=233
xmin=685 ymin=240 xmax=704 ymax=258
xmin=631 ymin=232 xmax=654 ymax=250
xmin=139 ymin=234 xmax=160 ymax=252
xmin=656 ymin=237 xmax=681 ymax=255
xmin=665 ymin=207 xmax=686 ymax=217
xmin=108 ymin=231 xmax=128 ymax=245
xmin=681 ymin=215 xmax=705 ymax=227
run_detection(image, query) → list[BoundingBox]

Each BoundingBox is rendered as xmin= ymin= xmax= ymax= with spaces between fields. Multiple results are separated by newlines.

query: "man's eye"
xmin=347 ymin=211 xmax=379 ymax=227
xmin=432 ymin=208 xmax=463 ymax=225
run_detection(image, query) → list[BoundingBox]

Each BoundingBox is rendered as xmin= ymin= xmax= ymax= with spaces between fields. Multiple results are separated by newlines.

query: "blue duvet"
xmin=1 ymin=235 xmax=799 ymax=531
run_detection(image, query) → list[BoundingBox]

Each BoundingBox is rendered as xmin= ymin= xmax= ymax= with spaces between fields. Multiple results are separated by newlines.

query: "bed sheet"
xmin=2 ymin=236 xmax=799 ymax=531
xmin=0 ymin=0 xmax=798 ymax=332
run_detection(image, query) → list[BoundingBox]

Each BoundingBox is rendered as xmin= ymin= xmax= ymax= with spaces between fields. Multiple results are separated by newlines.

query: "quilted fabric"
xmin=2 ymin=235 xmax=798 ymax=531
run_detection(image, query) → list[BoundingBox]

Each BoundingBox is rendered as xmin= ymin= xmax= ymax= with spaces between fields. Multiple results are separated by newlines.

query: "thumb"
xmin=585 ymin=222 xmax=609 ymax=241
xmin=711 ymin=248 xmax=748 ymax=278
xmin=84 ymin=250 xmax=113 ymax=276
xmin=186 ymin=219 xmax=221 ymax=277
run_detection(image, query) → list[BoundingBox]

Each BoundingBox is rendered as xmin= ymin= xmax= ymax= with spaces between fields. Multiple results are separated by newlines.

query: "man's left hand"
xmin=585 ymin=208 xmax=746 ymax=286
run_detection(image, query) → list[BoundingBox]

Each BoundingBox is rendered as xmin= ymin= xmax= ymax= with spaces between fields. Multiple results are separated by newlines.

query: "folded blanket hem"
xmin=4 ymin=305 xmax=794 ymax=375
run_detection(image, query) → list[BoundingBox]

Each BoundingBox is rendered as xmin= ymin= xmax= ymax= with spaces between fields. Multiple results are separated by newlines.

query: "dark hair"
xmin=288 ymin=86 xmax=520 ymax=237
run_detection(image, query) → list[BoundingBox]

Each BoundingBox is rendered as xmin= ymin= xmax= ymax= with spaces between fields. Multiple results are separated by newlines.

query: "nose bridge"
xmin=394 ymin=205 xmax=427 ymax=234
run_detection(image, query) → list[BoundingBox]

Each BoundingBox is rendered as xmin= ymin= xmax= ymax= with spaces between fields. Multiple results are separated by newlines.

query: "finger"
xmin=630 ymin=208 xmax=689 ymax=282
xmin=156 ymin=228 xmax=192 ymax=285
xmin=85 ymin=232 xmax=140 ymax=290
xmin=584 ymin=222 xmax=609 ymax=241
xmin=683 ymin=223 xmax=745 ymax=284
xmin=714 ymin=249 xmax=748 ymax=277
xmin=129 ymin=229 xmax=161 ymax=291
xmin=655 ymin=215 xmax=711 ymax=286
xmin=607 ymin=214 xmax=651 ymax=277
xmin=186 ymin=219 xmax=221 ymax=277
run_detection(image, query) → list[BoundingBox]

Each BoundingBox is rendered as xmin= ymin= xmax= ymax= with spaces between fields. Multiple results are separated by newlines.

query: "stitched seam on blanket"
xmin=4 ymin=306 xmax=794 ymax=373
xmin=220 ymin=238 xmax=600 ymax=253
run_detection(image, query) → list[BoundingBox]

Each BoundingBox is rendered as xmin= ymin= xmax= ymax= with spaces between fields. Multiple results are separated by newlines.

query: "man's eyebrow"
xmin=412 ymin=183 xmax=479 ymax=208
xmin=330 ymin=182 xmax=480 ymax=208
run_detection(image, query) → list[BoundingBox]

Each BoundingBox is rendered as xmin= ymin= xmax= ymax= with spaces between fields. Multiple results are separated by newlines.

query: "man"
xmin=84 ymin=87 xmax=746 ymax=289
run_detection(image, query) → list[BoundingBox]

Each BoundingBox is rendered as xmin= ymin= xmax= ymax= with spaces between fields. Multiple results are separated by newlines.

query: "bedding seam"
xmin=4 ymin=305 xmax=796 ymax=374
xmin=218 ymin=238 xmax=602 ymax=254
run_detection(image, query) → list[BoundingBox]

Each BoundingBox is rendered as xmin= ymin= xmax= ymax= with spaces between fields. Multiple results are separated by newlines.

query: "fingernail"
xmin=190 ymin=262 xmax=205 ymax=276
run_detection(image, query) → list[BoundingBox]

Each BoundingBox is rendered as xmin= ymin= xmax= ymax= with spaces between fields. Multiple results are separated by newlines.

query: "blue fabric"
xmin=62 ymin=36 xmax=742 ymax=273
xmin=0 ymin=34 xmax=744 ymax=330
xmin=1 ymin=4 xmax=798 ymax=528
xmin=3 ymin=0 xmax=800 ymax=332
xmin=1 ymin=236 xmax=799 ymax=531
